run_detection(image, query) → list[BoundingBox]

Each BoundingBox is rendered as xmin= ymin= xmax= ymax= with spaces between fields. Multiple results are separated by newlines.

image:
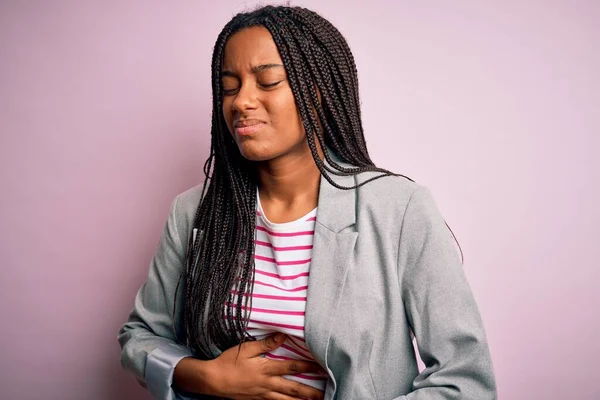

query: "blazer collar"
xmin=315 ymin=149 xmax=357 ymax=233
xmin=305 ymin=148 xmax=360 ymax=390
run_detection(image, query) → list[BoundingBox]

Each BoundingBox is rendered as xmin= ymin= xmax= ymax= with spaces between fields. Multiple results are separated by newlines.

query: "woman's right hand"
xmin=173 ymin=333 xmax=326 ymax=400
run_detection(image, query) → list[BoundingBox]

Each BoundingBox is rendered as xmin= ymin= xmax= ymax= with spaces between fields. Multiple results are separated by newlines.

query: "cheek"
xmin=222 ymin=99 xmax=234 ymax=131
xmin=268 ymin=92 xmax=304 ymax=134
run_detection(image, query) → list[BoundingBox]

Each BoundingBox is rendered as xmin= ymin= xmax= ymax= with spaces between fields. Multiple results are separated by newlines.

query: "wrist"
xmin=173 ymin=357 xmax=218 ymax=396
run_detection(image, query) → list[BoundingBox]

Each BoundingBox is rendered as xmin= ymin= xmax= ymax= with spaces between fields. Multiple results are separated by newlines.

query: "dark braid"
xmin=177 ymin=5 xmax=461 ymax=359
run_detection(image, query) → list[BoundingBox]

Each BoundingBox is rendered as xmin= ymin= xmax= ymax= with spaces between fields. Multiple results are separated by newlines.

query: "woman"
xmin=119 ymin=5 xmax=497 ymax=400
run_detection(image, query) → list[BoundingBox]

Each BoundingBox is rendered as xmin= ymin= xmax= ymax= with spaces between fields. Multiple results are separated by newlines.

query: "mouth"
xmin=234 ymin=120 xmax=265 ymax=136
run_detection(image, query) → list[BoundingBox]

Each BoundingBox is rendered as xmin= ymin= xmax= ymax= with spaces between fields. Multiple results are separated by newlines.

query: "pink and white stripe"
xmin=230 ymin=193 xmax=327 ymax=390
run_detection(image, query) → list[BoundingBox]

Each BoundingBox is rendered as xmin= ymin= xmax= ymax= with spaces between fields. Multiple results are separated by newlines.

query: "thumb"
xmin=246 ymin=333 xmax=286 ymax=357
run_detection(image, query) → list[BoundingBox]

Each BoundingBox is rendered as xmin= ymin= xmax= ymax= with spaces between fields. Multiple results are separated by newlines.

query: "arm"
xmin=395 ymin=186 xmax=497 ymax=399
xmin=118 ymin=191 xmax=326 ymax=400
xmin=117 ymin=194 xmax=198 ymax=399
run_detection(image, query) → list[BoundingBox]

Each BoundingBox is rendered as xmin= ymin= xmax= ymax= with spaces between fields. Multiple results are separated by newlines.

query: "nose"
xmin=231 ymin=82 xmax=258 ymax=113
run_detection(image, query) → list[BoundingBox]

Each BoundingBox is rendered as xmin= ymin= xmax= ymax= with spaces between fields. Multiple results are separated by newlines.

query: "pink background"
xmin=1 ymin=1 xmax=598 ymax=399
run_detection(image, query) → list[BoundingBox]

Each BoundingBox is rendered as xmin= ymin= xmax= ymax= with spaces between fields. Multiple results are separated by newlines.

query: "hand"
xmin=207 ymin=333 xmax=326 ymax=400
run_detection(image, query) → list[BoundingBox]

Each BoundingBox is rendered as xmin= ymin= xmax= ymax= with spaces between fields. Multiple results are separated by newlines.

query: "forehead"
xmin=222 ymin=26 xmax=283 ymax=70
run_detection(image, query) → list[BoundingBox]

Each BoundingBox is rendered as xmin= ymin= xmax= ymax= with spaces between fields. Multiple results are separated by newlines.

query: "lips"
xmin=234 ymin=120 xmax=265 ymax=136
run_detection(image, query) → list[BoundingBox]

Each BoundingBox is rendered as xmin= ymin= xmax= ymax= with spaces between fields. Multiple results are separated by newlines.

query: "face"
xmin=221 ymin=26 xmax=308 ymax=162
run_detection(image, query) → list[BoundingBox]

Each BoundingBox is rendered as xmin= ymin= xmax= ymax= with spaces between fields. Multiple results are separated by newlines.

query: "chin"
xmin=236 ymin=142 xmax=278 ymax=162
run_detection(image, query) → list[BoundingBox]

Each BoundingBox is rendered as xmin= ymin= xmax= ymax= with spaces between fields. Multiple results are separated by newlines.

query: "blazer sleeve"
xmin=117 ymin=194 xmax=195 ymax=399
xmin=395 ymin=186 xmax=497 ymax=399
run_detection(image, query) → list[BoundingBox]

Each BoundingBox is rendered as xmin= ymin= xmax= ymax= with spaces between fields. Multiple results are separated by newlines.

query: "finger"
xmin=243 ymin=333 xmax=287 ymax=357
xmin=263 ymin=392 xmax=304 ymax=400
xmin=264 ymin=359 xmax=326 ymax=376
xmin=268 ymin=376 xmax=325 ymax=400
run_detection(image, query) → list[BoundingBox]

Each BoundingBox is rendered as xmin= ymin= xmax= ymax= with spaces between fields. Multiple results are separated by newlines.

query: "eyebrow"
xmin=222 ymin=63 xmax=284 ymax=77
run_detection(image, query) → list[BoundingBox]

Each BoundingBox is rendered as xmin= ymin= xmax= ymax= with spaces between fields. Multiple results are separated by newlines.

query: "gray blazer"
xmin=119 ymin=155 xmax=497 ymax=399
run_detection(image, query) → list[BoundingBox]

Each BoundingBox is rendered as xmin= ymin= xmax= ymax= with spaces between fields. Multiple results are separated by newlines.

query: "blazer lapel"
xmin=304 ymin=152 xmax=358 ymax=373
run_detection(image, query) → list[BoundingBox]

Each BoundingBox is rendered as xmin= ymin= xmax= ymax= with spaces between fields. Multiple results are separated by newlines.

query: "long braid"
xmin=178 ymin=5 xmax=461 ymax=359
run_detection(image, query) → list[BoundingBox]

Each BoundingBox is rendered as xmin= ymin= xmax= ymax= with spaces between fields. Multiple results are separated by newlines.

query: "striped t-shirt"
xmin=231 ymin=191 xmax=327 ymax=391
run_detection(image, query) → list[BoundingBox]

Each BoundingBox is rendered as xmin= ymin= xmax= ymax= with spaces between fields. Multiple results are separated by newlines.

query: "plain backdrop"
xmin=1 ymin=1 xmax=598 ymax=399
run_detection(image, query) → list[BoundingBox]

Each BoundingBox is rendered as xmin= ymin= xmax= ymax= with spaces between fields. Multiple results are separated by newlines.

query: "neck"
xmin=256 ymin=143 xmax=323 ymax=208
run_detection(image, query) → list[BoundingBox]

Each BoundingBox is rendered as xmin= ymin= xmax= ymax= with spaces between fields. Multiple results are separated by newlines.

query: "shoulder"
xmin=168 ymin=183 xmax=205 ymax=237
xmin=354 ymin=170 xmax=442 ymax=222
xmin=174 ymin=183 xmax=205 ymax=211
xmin=354 ymin=170 xmax=421 ymax=206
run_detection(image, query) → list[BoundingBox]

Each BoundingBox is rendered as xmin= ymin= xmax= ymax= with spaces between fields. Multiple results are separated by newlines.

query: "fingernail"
xmin=274 ymin=333 xmax=283 ymax=342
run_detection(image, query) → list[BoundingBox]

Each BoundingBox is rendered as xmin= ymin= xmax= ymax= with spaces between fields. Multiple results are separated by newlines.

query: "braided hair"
xmin=179 ymin=5 xmax=420 ymax=359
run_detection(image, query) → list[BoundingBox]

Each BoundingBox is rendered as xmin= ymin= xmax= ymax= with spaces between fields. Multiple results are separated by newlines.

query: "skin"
xmin=174 ymin=334 xmax=325 ymax=400
xmin=221 ymin=26 xmax=324 ymax=224
xmin=173 ymin=27 xmax=327 ymax=400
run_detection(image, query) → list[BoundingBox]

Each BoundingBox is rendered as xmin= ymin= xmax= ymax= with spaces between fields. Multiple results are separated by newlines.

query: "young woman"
xmin=119 ymin=5 xmax=497 ymax=400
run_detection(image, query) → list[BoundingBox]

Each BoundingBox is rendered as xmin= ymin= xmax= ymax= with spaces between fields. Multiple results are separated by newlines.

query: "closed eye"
xmin=260 ymin=80 xmax=283 ymax=89
xmin=221 ymin=80 xmax=285 ymax=96
xmin=222 ymin=88 xmax=238 ymax=96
